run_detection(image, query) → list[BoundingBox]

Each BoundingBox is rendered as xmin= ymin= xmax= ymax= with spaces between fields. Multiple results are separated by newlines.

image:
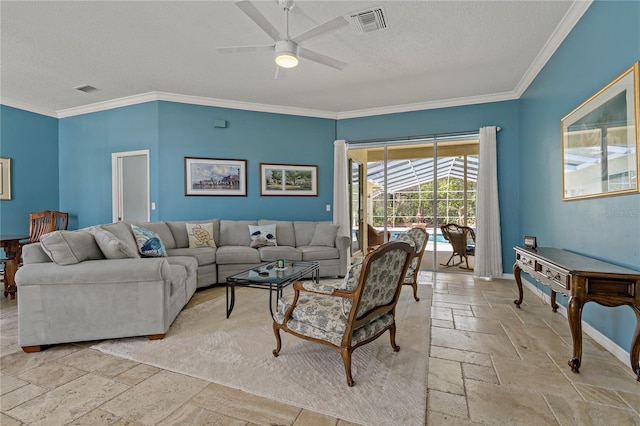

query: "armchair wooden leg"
xmin=22 ymin=345 xmax=43 ymax=353
xmin=272 ymin=323 xmax=283 ymax=357
xmin=411 ymin=282 xmax=420 ymax=301
xmin=340 ymin=348 xmax=355 ymax=387
xmin=388 ymin=323 xmax=401 ymax=352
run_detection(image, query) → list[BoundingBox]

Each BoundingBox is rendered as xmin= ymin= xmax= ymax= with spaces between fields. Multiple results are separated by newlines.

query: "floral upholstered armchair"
xmin=395 ymin=227 xmax=429 ymax=301
xmin=272 ymin=241 xmax=414 ymax=386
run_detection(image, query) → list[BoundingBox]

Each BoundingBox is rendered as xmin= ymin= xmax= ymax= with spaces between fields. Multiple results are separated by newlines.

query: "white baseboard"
xmin=519 ymin=277 xmax=631 ymax=368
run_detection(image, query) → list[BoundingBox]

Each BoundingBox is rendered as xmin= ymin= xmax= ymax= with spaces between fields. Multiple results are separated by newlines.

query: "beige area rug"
xmin=91 ymin=283 xmax=431 ymax=426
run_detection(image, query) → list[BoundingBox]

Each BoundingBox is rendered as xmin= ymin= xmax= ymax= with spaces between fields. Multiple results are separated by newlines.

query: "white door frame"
xmin=111 ymin=149 xmax=150 ymax=223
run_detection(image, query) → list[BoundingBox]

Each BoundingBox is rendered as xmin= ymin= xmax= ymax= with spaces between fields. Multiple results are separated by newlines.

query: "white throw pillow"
xmin=186 ymin=223 xmax=216 ymax=248
xmin=248 ymin=224 xmax=277 ymax=248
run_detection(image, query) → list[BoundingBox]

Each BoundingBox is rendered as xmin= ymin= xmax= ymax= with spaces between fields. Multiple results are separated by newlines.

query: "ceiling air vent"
xmin=350 ymin=7 xmax=387 ymax=33
xmin=74 ymin=84 xmax=99 ymax=93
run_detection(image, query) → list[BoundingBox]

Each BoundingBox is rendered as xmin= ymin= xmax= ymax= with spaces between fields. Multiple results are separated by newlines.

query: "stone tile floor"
xmin=1 ymin=272 xmax=638 ymax=425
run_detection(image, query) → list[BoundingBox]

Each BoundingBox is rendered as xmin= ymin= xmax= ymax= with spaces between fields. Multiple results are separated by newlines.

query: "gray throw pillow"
xmin=91 ymin=228 xmax=139 ymax=259
xmin=40 ymin=230 xmax=104 ymax=265
xmin=309 ymin=224 xmax=339 ymax=247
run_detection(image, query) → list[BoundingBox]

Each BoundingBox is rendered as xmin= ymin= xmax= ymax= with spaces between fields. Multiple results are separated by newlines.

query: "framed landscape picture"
xmin=561 ymin=61 xmax=639 ymax=201
xmin=184 ymin=157 xmax=247 ymax=196
xmin=260 ymin=163 xmax=318 ymax=196
xmin=0 ymin=157 xmax=11 ymax=200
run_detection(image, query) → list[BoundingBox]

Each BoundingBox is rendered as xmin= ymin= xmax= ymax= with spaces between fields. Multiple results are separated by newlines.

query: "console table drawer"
xmin=515 ymin=252 xmax=535 ymax=270
xmin=536 ymin=260 xmax=570 ymax=290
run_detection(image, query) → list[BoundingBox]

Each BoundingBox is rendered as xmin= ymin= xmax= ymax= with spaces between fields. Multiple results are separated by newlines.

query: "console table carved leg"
xmin=550 ymin=290 xmax=558 ymax=312
xmin=567 ymin=296 xmax=584 ymax=373
xmin=512 ymin=263 xmax=523 ymax=308
xmin=630 ymin=305 xmax=640 ymax=381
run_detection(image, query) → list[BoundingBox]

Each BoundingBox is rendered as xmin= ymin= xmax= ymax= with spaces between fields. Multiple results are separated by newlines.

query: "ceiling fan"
xmin=217 ymin=0 xmax=349 ymax=72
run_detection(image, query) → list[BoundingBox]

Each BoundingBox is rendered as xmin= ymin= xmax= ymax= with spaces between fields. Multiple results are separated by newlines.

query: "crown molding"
xmin=514 ymin=0 xmax=593 ymax=97
xmin=335 ymin=91 xmax=520 ymax=120
xmin=0 ymin=97 xmax=58 ymax=118
xmin=53 ymin=91 xmax=338 ymax=119
xmin=56 ymin=92 xmax=160 ymax=118
xmin=153 ymin=92 xmax=337 ymax=119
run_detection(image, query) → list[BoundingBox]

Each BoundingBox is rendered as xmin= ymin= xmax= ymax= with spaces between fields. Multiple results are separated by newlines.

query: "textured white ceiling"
xmin=1 ymin=1 xmax=586 ymax=118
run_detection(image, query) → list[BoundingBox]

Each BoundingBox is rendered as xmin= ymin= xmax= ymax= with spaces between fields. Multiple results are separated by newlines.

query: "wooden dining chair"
xmin=51 ymin=210 xmax=69 ymax=231
xmin=17 ymin=210 xmax=69 ymax=267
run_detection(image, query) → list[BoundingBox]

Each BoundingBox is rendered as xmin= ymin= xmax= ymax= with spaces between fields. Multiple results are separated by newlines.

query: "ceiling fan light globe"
xmin=275 ymin=54 xmax=298 ymax=68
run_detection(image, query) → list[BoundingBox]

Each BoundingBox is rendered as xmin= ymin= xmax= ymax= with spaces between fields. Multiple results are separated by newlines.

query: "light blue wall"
xmin=0 ymin=105 xmax=59 ymax=236
xmin=156 ymin=101 xmax=336 ymax=221
xmin=337 ymin=101 xmax=522 ymax=272
xmin=519 ymin=0 xmax=640 ymax=351
xmin=58 ymin=101 xmax=336 ymax=228
xmin=59 ymin=102 xmax=159 ymax=229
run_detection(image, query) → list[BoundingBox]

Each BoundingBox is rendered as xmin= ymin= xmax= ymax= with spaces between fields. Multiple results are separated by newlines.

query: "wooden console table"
xmin=513 ymin=246 xmax=640 ymax=381
xmin=1 ymin=235 xmax=28 ymax=299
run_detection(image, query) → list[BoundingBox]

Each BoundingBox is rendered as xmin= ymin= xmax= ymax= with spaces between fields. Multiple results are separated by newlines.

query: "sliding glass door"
xmin=347 ymin=137 xmax=479 ymax=273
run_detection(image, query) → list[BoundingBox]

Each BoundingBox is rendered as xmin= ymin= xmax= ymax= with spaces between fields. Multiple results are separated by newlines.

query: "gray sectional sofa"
xmin=15 ymin=219 xmax=350 ymax=352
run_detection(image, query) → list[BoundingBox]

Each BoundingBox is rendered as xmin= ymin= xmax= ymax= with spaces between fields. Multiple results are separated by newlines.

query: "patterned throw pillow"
xmin=248 ymin=224 xmax=277 ymax=248
xmin=131 ymin=224 xmax=167 ymax=257
xmin=186 ymin=223 xmax=216 ymax=248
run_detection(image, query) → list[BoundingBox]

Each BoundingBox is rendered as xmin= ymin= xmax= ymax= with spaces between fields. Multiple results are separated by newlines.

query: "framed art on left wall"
xmin=184 ymin=157 xmax=247 ymax=196
xmin=0 ymin=157 xmax=11 ymax=200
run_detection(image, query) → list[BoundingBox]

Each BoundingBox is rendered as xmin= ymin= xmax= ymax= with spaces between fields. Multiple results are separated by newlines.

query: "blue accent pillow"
xmin=131 ymin=224 xmax=167 ymax=257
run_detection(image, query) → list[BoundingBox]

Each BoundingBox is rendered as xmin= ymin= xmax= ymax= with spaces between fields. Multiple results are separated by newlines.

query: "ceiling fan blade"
xmin=236 ymin=1 xmax=283 ymax=42
xmin=292 ymin=16 xmax=349 ymax=44
xmin=298 ymin=47 xmax=347 ymax=70
xmin=217 ymin=45 xmax=274 ymax=54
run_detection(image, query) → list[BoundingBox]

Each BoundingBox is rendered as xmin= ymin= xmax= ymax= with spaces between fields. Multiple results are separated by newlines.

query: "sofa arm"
xmin=15 ymin=258 xmax=171 ymax=286
xmin=16 ymin=258 xmax=178 ymax=348
xmin=335 ymin=235 xmax=351 ymax=277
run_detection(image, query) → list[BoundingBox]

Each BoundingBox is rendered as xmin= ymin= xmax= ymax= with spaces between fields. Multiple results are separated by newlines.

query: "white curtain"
xmin=474 ymin=126 xmax=503 ymax=278
xmin=333 ymin=140 xmax=350 ymax=238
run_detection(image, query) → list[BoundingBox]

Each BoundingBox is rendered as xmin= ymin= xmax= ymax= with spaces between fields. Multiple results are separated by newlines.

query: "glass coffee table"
xmin=225 ymin=260 xmax=319 ymax=318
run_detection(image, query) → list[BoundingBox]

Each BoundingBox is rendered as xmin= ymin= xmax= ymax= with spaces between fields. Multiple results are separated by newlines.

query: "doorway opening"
xmin=111 ymin=150 xmax=150 ymax=223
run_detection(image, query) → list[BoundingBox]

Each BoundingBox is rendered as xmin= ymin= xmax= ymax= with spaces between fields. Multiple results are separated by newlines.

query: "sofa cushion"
xmin=258 ymin=220 xmax=295 ymax=247
xmin=219 ymin=220 xmax=257 ymax=246
xmin=165 ymin=247 xmax=216 ymax=266
xmin=186 ymin=223 xmax=216 ymax=248
xmin=216 ymin=246 xmax=260 ymax=264
xmin=21 ymin=242 xmax=53 ymax=264
xmin=131 ymin=225 xmax=167 ymax=257
xmin=91 ymin=228 xmax=139 ymax=259
xmin=298 ymin=246 xmax=340 ymax=261
xmin=131 ymin=222 xmax=177 ymax=249
xmin=40 ymin=230 xmax=105 ymax=265
xmin=248 ymin=224 xmax=277 ymax=248
xmin=294 ymin=221 xmax=331 ymax=247
xmin=309 ymin=224 xmax=339 ymax=247
xmin=100 ymin=222 xmax=140 ymax=258
xmin=258 ymin=246 xmax=303 ymax=262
